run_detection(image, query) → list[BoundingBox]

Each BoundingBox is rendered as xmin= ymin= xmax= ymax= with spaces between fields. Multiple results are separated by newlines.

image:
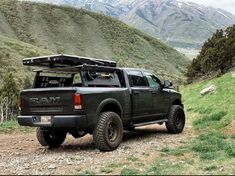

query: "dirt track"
xmin=0 ymin=125 xmax=194 ymax=175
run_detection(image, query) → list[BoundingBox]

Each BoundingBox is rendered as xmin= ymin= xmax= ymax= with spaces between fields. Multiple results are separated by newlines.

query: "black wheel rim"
xmin=47 ymin=129 xmax=64 ymax=141
xmin=175 ymin=110 xmax=184 ymax=129
xmin=107 ymin=122 xmax=118 ymax=142
xmin=48 ymin=130 xmax=58 ymax=140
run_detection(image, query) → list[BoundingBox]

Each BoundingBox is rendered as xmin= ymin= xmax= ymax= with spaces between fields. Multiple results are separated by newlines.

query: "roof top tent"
xmin=23 ymin=54 xmax=117 ymax=68
xmin=23 ymin=54 xmax=122 ymax=88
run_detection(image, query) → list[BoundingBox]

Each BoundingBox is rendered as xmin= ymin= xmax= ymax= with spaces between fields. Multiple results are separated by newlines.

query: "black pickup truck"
xmin=18 ymin=54 xmax=185 ymax=151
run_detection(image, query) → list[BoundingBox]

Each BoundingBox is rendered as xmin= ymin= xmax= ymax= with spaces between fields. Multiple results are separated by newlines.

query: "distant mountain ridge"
xmin=24 ymin=0 xmax=235 ymax=49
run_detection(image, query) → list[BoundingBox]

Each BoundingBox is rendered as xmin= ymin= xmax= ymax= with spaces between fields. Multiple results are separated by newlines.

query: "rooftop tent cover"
xmin=22 ymin=54 xmax=117 ymax=68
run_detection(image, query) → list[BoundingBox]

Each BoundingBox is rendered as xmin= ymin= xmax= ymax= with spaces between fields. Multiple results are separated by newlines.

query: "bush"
xmin=186 ymin=25 xmax=235 ymax=82
xmin=0 ymin=73 xmax=19 ymax=123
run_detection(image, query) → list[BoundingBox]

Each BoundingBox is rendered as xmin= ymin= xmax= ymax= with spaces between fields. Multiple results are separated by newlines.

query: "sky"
xmin=182 ymin=0 xmax=235 ymax=14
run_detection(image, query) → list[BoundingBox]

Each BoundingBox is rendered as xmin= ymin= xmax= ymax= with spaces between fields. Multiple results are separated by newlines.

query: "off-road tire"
xmin=93 ymin=112 xmax=123 ymax=151
xmin=166 ymin=105 xmax=185 ymax=134
xmin=36 ymin=127 xmax=67 ymax=148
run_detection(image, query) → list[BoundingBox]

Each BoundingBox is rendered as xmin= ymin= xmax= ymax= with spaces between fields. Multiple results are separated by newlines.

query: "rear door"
xmin=127 ymin=70 xmax=152 ymax=121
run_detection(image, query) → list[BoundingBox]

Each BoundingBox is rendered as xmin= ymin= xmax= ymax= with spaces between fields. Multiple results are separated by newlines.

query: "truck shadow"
xmin=46 ymin=125 xmax=169 ymax=152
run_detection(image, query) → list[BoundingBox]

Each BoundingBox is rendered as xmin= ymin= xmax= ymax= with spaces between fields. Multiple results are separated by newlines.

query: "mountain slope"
xmin=27 ymin=0 xmax=235 ymax=49
xmin=120 ymin=0 xmax=235 ymax=49
xmin=0 ymin=0 xmax=188 ymax=82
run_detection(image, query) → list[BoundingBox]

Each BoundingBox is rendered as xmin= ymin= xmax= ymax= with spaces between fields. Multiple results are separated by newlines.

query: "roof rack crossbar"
xmin=32 ymin=64 xmax=119 ymax=74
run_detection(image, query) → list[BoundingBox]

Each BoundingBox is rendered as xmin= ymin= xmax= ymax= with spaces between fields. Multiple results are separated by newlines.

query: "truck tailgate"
xmin=20 ymin=88 xmax=76 ymax=115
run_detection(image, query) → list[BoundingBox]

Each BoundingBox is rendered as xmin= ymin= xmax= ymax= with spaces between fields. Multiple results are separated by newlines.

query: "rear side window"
xmin=128 ymin=70 xmax=148 ymax=87
xmin=81 ymin=71 xmax=121 ymax=87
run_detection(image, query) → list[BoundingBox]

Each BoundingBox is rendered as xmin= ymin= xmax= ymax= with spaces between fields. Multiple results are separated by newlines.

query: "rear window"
xmin=34 ymin=72 xmax=73 ymax=88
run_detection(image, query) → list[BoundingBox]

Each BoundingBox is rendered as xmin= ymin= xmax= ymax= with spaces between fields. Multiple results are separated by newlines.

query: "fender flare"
xmin=96 ymin=98 xmax=123 ymax=118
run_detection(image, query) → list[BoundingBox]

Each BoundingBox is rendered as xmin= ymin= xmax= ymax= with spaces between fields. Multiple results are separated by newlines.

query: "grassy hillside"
xmin=180 ymin=69 xmax=235 ymax=174
xmin=0 ymin=35 xmax=51 ymax=85
xmin=182 ymin=69 xmax=235 ymax=129
xmin=149 ymin=70 xmax=235 ymax=174
xmin=0 ymin=0 xmax=188 ymax=84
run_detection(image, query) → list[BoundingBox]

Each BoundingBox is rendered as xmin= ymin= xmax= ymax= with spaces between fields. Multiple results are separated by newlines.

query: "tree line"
xmin=0 ymin=73 xmax=31 ymax=124
xmin=186 ymin=25 xmax=235 ymax=82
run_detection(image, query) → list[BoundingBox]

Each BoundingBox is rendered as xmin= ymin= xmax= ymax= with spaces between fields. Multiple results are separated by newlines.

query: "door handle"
xmin=133 ymin=90 xmax=140 ymax=94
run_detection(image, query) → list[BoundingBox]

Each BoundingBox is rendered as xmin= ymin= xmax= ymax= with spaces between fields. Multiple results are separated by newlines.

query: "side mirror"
xmin=163 ymin=80 xmax=173 ymax=88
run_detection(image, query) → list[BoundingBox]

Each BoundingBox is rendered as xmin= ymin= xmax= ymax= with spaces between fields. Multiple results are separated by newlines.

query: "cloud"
xmin=181 ymin=0 xmax=235 ymax=14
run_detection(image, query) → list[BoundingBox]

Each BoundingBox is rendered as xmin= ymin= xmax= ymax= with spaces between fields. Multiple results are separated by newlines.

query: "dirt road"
xmin=0 ymin=125 xmax=194 ymax=175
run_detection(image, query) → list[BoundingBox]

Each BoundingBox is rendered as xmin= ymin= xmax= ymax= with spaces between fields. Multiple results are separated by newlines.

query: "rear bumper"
xmin=17 ymin=115 xmax=86 ymax=128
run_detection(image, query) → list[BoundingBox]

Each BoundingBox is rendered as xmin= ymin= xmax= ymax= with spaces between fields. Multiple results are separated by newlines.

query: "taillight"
xmin=18 ymin=96 xmax=22 ymax=111
xmin=74 ymin=93 xmax=82 ymax=110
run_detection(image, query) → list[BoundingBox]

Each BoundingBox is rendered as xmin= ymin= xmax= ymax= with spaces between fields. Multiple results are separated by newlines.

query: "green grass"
xmin=120 ymin=168 xmax=139 ymax=175
xmin=99 ymin=162 xmax=130 ymax=175
xmin=160 ymin=147 xmax=187 ymax=156
xmin=160 ymin=147 xmax=170 ymax=153
xmin=107 ymin=162 xmax=129 ymax=169
xmin=147 ymin=159 xmax=185 ymax=175
xmin=193 ymin=111 xmax=227 ymax=129
xmin=80 ymin=170 xmax=96 ymax=175
xmin=142 ymin=152 xmax=150 ymax=156
xmin=203 ymin=165 xmax=218 ymax=171
xmin=0 ymin=120 xmax=32 ymax=134
xmin=100 ymin=167 xmax=113 ymax=174
xmin=190 ymin=132 xmax=229 ymax=160
xmin=127 ymin=156 xmax=139 ymax=162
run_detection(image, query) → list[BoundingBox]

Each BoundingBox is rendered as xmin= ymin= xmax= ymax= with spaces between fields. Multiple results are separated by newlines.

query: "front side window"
xmin=128 ymin=70 xmax=148 ymax=87
xmin=144 ymin=72 xmax=161 ymax=89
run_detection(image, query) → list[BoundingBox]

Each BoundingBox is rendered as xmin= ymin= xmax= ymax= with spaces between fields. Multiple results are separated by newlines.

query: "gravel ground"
xmin=0 ymin=125 xmax=194 ymax=175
